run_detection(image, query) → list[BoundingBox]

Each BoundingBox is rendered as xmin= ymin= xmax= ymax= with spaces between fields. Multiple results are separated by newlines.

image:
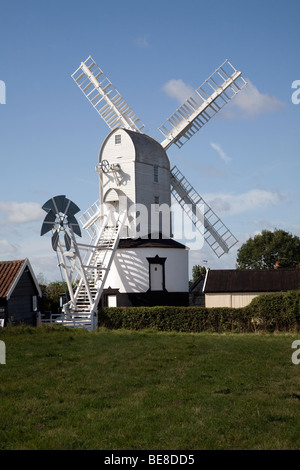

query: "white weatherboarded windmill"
xmin=41 ymin=56 xmax=247 ymax=329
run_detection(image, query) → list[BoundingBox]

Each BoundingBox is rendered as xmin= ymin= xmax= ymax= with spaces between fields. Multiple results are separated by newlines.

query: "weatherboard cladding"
xmin=205 ymin=269 xmax=300 ymax=293
xmin=0 ymin=260 xmax=25 ymax=298
xmin=123 ymin=129 xmax=170 ymax=169
xmin=118 ymin=237 xmax=187 ymax=250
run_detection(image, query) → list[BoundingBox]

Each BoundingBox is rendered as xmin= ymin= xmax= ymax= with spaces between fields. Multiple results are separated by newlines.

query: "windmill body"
xmin=41 ymin=56 xmax=246 ymax=329
xmin=98 ymin=128 xmax=172 ymax=238
xmin=92 ymin=127 xmax=189 ymax=307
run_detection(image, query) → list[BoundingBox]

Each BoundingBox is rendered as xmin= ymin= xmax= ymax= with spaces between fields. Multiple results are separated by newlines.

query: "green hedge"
xmin=99 ymin=290 xmax=300 ymax=333
xmin=245 ymin=290 xmax=300 ymax=332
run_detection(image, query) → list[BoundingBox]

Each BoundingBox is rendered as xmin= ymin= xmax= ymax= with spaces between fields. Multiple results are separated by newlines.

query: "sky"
xmin=0 ymin=0 xmax=300 ymax=282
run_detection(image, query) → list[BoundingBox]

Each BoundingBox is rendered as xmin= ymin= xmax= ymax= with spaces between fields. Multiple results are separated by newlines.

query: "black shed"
xmin=0 ymin=259 xmax=42 ymax=326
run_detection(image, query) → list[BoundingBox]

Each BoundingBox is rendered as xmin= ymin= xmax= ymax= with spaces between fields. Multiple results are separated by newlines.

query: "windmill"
xmin=41 ymin=56 xmax=246 ymax=329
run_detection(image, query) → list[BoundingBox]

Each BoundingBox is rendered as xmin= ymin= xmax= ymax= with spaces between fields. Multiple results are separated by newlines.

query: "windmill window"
xmin=32 ymin=296 xmax=38 ymax=312
xmin=153 ymin=165 xmax=159 ymax=182
xmin=107 ymin=295 xmax=117 ymax=307
xmin=115 ymin=134 xmax=121 ymax=145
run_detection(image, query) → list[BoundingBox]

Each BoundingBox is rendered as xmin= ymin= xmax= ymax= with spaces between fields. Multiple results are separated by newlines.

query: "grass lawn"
xmin=0 ymin=325 xmax=299 ymax=450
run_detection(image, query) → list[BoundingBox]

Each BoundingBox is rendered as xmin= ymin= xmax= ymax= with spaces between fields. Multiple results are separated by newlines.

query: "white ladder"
xmin=54 ymin=209 xmax=126 ymax=330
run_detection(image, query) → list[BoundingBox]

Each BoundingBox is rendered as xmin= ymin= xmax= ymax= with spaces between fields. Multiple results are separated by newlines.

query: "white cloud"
xmin=163 ymin=79 xmax=194 ymax=104
xmin=0 ymin=239 xmax=17 ymax=254
xmin=210 ymin=142 xmax=232 ymax=164
xmin=134 ymin=35 xmax=149 ymax=48
xmin=0 ymin=229 xmax=61 ymax=281
xmin=163 ymin=76 xmax=284 ymax=118
xmin=226 ymin=79 xmax=285 ymax=118
xmin=204 ymin=188 xmax=284 ymax=216
xmin=201 ymin=164 xmax=226 ymax=178
xmin=0 ymin=201 xmax=44 ymax=224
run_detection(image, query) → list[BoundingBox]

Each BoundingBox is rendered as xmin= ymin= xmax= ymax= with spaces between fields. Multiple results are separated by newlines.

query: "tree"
xmin=236 ymin=229 xmax=300 ymax=269
xmin=191 ymin=265 xmax=207 ymax=282
xmin=38 ymin=279 xmax=69 ymax=313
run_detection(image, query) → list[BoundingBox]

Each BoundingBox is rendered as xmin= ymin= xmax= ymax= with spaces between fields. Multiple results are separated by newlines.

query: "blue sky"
xmin=0 ymin=0 xmax=300 ymax=281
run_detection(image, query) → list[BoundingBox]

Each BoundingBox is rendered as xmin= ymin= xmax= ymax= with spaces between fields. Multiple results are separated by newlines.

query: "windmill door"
xmin=107 ymin=295 xmax=117 ymax=307
xmin=150 ymin=264 xmax=164 ymax=291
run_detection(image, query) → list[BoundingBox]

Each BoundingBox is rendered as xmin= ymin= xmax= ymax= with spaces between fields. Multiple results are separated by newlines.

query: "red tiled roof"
xmin=0 ymin=260 xmax=26 ymax=298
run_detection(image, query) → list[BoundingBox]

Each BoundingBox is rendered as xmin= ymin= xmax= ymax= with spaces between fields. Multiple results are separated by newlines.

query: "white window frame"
xmin=32 ymin=295 xmax=38 ymax=312
xmin=107 ymin=295 xmax=117 ymax=307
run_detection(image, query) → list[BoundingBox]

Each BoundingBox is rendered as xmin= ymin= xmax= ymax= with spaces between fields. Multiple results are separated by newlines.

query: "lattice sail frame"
xmin=159 ymin=59 xmax=247 ymax=150
xmin=170 ymin=166 xmax=238 ymax=257
xmin=71 ymin=56 xmax=148 ymax=133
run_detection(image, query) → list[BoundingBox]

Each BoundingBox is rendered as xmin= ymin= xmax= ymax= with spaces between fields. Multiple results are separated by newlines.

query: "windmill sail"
xmin=170 ymin=166 xmax=238 ymax=258
xmin=160 ymin=60 xmax=247 ymax=150
xmin=71 ymin=56 xmax=148 ymax=133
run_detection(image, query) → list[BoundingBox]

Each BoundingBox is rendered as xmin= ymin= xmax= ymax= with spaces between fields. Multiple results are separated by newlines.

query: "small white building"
xmin=98 ymin=128 xmax=189 ymax=307
xmin=103 ymin=237 xmax=189 ymax=307
xmin=202 ymin=268 xmax=300 ymax=308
